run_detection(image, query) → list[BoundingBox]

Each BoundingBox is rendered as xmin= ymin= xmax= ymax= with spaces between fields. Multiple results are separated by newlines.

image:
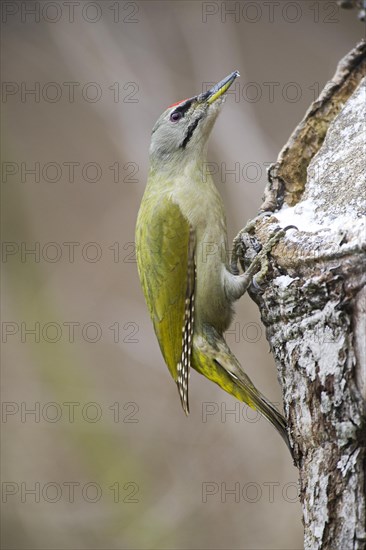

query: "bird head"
xmin=149 ymin=71 xmax=239 ymax=164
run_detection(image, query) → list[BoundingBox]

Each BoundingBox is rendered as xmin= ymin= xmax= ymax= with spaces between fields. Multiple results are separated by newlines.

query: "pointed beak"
xmin=197 ymin=70 xmax=240 ymax=105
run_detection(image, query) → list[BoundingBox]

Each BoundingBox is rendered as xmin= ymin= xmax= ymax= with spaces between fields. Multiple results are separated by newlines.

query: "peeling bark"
xmin=237 ymin=41 xmax=366 ymax=550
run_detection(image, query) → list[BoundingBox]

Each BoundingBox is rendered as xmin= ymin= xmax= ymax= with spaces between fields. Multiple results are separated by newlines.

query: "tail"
xmin=242 ymin=382 xmax=291 ymax=452
xmin=192 ymin=331 xmax=291 ymax=452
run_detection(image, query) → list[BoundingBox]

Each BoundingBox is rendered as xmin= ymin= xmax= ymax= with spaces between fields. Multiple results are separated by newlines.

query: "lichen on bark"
xmin=237 ymin=41 xmax=366 ymax=550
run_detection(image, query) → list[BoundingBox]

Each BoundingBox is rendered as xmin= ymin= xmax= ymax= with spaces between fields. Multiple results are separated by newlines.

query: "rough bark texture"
xmin=337 ymin=0 xmax=366 ymax=22
xmin=237 ymin=41 xmax=366 ymax=550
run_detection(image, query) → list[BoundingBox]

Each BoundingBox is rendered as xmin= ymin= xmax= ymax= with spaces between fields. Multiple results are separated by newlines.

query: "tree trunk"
xmin=237 ymin=41 xmax=366 ymax=550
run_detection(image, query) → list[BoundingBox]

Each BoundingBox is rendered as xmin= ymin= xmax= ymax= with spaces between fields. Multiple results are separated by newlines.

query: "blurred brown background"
xmin=1 ymin=1 xmax=362 ymax=548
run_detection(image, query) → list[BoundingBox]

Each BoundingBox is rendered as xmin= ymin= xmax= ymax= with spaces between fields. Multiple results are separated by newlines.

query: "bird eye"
xmin=170 ymin=111 xmax=182 ymax=122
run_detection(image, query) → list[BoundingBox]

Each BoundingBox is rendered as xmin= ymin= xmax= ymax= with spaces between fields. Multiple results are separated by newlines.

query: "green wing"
xmin=136 ymin=193 xmax=195 ymax=408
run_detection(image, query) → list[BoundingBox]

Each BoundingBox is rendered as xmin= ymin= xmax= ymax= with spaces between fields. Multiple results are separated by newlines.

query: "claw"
xmin=252 ymin=275 xmax=263 ymax=291
xmin=231 ymin=212 xmax=276 ymax=274
xmin=283 ymin=224 xmax=298 ymax=232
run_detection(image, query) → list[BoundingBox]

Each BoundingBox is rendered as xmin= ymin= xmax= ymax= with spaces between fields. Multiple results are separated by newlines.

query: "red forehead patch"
xmin=168 ymin=98 xmax=188 ymax=109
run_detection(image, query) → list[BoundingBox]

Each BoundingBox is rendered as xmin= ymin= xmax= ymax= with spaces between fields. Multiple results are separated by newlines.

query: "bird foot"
xmin=231 ymin=218 xmax=297 ymax=295
xmin=230 ymin=212 xmax=274 ymax=275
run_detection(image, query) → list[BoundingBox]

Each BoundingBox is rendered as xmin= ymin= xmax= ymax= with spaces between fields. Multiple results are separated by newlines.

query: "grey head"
xmin=149 ymin=71 xmax=239 ymax=164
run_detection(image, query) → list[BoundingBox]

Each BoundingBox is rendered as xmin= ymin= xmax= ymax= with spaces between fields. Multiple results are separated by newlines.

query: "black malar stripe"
xmin=181 ymin=116 xmax=201 ymax=149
